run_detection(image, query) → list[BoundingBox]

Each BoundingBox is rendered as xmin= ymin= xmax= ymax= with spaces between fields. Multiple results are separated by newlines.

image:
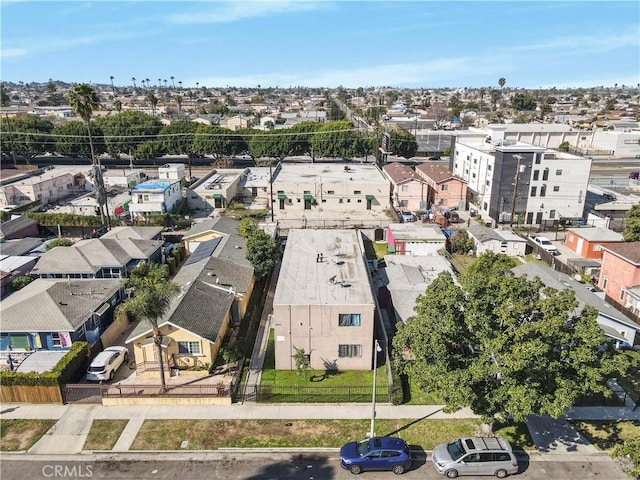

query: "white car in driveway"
xmin=86 ymin=346 xmax=129 ymax=382
xmin=531 ymin=235 xmax=559 ymax=255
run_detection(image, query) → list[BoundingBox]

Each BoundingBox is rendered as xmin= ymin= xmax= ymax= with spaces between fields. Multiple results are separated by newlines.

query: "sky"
xmin=1 ymin=0 xmax=639 ymax=89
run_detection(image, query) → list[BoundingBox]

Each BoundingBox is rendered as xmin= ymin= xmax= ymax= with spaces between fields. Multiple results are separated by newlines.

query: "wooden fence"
xmin=0 ymin=385 xmax=63 ymax=404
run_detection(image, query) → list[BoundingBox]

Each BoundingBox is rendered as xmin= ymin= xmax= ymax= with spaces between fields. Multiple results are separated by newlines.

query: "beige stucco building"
xmin=272 ymin=229 xmax=375 ymax=371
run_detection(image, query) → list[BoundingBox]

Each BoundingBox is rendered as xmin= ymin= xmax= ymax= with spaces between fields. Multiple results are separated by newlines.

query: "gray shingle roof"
xmin=0 ymin=216 xmax=37 ymax=239
xmin=1 ymin=278 xmax=123 ymax=332
xmin=100 ymin=226 xmax=163 ymax=240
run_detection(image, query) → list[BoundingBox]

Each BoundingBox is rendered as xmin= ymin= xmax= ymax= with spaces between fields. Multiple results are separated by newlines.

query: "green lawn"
xmin=362 ymin=237 xmax=389 ymax=260
xmin=83 ymin=420 xmax=129 ymax=451
xmin=130 ymin=418 xmax=534 ymax=451
xmin=571 ymin=421 xmax=640 ymax=450
xmin=260 ymin=329 xmax=387 ymax=390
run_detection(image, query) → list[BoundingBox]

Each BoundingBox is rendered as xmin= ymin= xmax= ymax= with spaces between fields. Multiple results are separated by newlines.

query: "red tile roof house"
xmin=415 ymin=163 xmax=468 ymax=211
xmin=381 ymin=162 xmax=429 ymax=213
xmin=599 ymin=242 xmax=640 ymax=321
xmin=564 ymin=227 xmax=624 ymax=260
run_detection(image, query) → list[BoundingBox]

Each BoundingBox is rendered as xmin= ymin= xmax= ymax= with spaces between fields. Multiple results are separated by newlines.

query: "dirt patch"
xmin=1 ymin=419 xmax=56 ymax=451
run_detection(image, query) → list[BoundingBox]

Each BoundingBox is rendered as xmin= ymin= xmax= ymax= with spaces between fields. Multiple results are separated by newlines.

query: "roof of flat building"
xmin=273 ymin=162 xmax=386 ymax=185
xmin=388 ymin=223 xmax=446 ymax=241
xmin=274 ymin=229 xmax=374 ymax=306
xmin=567 ymin=227 xmax=624 ymax=242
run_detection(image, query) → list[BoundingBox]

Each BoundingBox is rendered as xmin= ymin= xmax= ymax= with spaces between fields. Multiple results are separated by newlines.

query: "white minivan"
xmin=432 ymin=437 xmax=519 ymax=478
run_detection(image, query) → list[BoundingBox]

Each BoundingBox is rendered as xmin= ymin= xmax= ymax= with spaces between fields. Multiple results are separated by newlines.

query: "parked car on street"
xmin=399 ymin=211 xmax=415 ymax=223
xmin=432 ymin=437 xmax=518 ymax=478
xmin=340 ymin=436 xmax=412 ymax=475
xmin=86 ymin=346 xmax=129 ymax=382
xmin=530 ymin=235 xmax=559 ymax=255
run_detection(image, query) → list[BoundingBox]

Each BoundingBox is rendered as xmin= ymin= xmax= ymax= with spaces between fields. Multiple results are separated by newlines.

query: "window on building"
xmin=338 ymin=314 xmax=361 ymax=327
xmin=472 ymin=173 xmax=476 ymax=179
xmin=347 ymin=199 xmax=351 ymax=203
xmin=542 ymin=168 xmax=549 ymax=181
xmin=357 ymin=199 xmax=362 ymax=203
xmin=401 ymin=185 xmax=409 ymax=192
xmin=602 ymin=276 xmax=608 ymax=290
xmin=277 ymin=190 xmax=284 ymax=194
xmin=486 ymin=181 xmax=490 ymax=187
xmin=354 ymin=190 xmax=361 ymax=194
xmin=178 ymin=341 xmax=201 ymax=354
xmin=473 ymin=158 xmax=478 ymax=164
xmin=550 ymin=210 xmax=556 ymax=218
xmin=338 ymin=344 xmax=362 ymax=357
xmin=556 ymin=169 xmax=563 ymax=176
xmin=535 ymin=154 xmax=541 ymax=164
xmin=483 ymin=202 xmax=488 ymax=210
xmin=488 ymin=164 xmax=492 ymax=171
xmin=304 ymin=190 xmax=311 ymax=195
xmin=553 ymin=186 xmax=560 ymax=192
xmin=339 ymin=199 xmax=343 ymax=203
xmin=52 ymin=333 xmax=62 ymax=348
xmin=441 ymin=184 xmax=448 ymax=191
xmin=540 ymin=185 xmax=547 ymax=197
xmin=530 ymin=187 xmax=537 ymax=197
xmin=327 ymin=190 xmax=335 ymax=194
xmin=619 ymin=289 xmax=626 ymax=301
xmin=533 ymin=170 xmax=540 ymax=181
xmin=322 ymin=199 xmax=326 ymax=203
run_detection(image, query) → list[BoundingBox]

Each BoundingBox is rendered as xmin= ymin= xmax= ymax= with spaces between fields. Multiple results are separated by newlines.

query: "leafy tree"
xmin=116 ymin=262 xmax=179 ymax=389
xmin=134 ymin=140 xmax=165 ymax=160
xmin=392 ymin=252 xmax=625 ymax=428
xmin=292 ymin=346 xmax=311 ymax=378
xmin=611 ymin=436 xmax=640 ymax=478
xmin=237 ymin=217 xmax=258 ymax=238
xmin=11 ymin=274 xmax=34 ymax=290
xmin=0 ymin=83 xmax=10 ymax=107
xmin=52 ymin=121 xmax=105 ymax=158
xmin=113 ymin=99 xmax=122 ymax=113
xmin=246 ymin=229 xmax=277 ymax=278
xmin=558 ymin=141 xmax=571 ymax=153
xmin=622 ymin=203 xmax=640 ymax=241
xmin=248 ymin=129 xmax=292 ymax=161
xmin=96 ymin=110 xmax=163 ymax=158
xmin=192 ymin=124 xmax=237 ymax=160
xmin=45 ymin=238 xmax=74 ymax=250
xmin=310 ymin=120 xmax=358 ymax=159
xmin=510 ymin=93 xmax=537 ymax=111
xmin=288 ymin=121 xmax=323 ymax=157
xmin=388 ymin=129 xmax=418 ymax=159
xmin=449 ymin=230 xmax=474 ymax=254
xmin=0 ymin=114 xmax=54 ymax=161
xmin=158 ymin=120 xmax=198 ymax=155
xmin=512 ymin=113 xmax=529 ymax=124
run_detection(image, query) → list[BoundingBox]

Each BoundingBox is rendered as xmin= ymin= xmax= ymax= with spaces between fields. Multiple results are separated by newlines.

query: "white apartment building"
xmin=452 ymin=132 xmax=591 ymax=226
xmin=158 ymin=163 xmax=186 ymax=182
xmin=128 ymin=180 xmax=182 ymax=219
xmin=0 ymin=167 xmax=91 ymax=208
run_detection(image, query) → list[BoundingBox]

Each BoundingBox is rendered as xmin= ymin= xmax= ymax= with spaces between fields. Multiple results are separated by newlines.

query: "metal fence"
xmin=240 ymin=384 xmax=390 ymax=404
xmin=62 ymin=382 xmax=233 ymax=404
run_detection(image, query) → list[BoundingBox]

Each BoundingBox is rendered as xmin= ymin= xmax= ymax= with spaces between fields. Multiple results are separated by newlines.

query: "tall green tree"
xmin=511 ymin=93 xmax=537 ymax=111
xmin=498 ymin=77 xmax=506 ymax=91
xmin=0 ymin=114 xmax=54 ymax=161
xmin=192 ymin=124 xmax=236 ymax=160
xmin=96 ymin=110 xmax=163 ymax=158
xmin=388 ymin=128 xmax=418 ymax=159
xmin=158 ymin=120 xmax=198 ymax=155
xmin=310 ymin=120 xmax=358 ymax=159
xmin=622 ymin=203 xmax=640 ymax=241
xmin=393 ymin=253 xmax=626 ymax=428
xmin=53 ymin=121 xmax=105 ymax=158
xmin=67 ymin=84 xmax=108 ymax=225
xmin=116 ymin=262 xmax=179 ymax=389
xmin=246 ymin=229 xmax=277 ymax=278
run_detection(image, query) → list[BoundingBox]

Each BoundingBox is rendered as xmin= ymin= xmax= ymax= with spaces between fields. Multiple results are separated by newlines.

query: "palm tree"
xmin=170 ymin=76 xmax=175 ymax=89
xmin=158 ymin=78 xmax=162 ymax=88
xmin=479 ymin=88 xmax=486 ymax=110
xmin=67 ymin=84 xmax=108 ymax=226
xmin=498 ymin=78 xmax=506 ymax=94
xmin=145 ymin=78 xmax=150 ymax=90
xmin=178 ymin=80 xmax=182 ymax=90
xmin=131 ymin=77 xmax=137 ymax=89
xmin=109 ymin=75 xmax=115 ymax=96
xmin=116 ymin=263 xmax=179 ymax=389
xmin=163 ymin=79 xmax=168 ymax=89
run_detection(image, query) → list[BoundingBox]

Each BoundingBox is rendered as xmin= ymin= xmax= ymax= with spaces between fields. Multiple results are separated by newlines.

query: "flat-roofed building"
xmin=272 ymin=229 xmax=375 ymax=370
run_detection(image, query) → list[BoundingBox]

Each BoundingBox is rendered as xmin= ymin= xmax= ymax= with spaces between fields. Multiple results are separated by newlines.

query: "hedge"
xmin=0 ymin=342 xmax=88 ymax=386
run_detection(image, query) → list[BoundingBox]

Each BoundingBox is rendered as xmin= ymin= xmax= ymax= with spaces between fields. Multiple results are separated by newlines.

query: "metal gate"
xmin=62 ymin=384 xmax=105 ymax=404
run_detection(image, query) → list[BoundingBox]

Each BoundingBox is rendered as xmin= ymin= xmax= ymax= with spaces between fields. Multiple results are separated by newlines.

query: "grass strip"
xmin=0 ymin=419 xmax=56 ymax=451
xmin=83 ymin=419 xmax=129 ymax=451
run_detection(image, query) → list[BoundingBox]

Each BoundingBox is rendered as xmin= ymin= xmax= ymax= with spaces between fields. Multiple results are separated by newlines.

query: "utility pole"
xmin=269 ymin=159 xmax=274 ymax=222
xmin=509 ymin=154 xmax=523 ymax=227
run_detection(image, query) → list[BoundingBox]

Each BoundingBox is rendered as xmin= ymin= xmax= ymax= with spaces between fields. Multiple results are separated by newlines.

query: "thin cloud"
xmin=169 ymin=0 xmax=327 ymax=25
xmin=0 ymin=47 xmax=28 ymax=59
xmin=502 ymin=29 xmax=639 ymax=55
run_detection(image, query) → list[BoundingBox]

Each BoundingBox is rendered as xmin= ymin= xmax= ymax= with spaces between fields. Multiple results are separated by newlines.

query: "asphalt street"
xmin=0 ymin=452 xmax=630 ymax=480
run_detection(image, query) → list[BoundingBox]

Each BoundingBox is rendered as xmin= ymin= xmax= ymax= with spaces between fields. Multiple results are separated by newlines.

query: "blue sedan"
xmin=340 ymin=436 xmax=412 ymax=475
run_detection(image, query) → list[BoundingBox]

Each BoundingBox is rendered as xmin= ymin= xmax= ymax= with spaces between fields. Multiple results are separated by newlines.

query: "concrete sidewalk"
xmin=3 ymin=402 xmax=640 ymax=456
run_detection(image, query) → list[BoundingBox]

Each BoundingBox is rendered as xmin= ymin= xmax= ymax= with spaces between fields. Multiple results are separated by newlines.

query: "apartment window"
xmin=619 ymin=289 xmax=626 ymax=301
xmin=602 ymin=276 xmax=608 ymax=290
xmin=540 ymin=185 xmax=547 ymax=197
xmin=483 ymin=202 xmax=488 ymax=210
xmin=556 ymin=169 xmax=563 ymax=176
xmin=327 ymin=190 xmax=335 ymax=194
xmin=472 ymin=173 xmax=476 ymax=179
xmin=441 ymin=184 xmax=448 ymax=191
xmin=354 ymin=190 xmax=361 ymax=195
xmin=357 ymin=199 xmax=362 ymax=203
xmin=533 ymin=170 xmax=540 ymax=181
xmin=466 ymin=155 xmax=470 ymax=160
xmin=339 ymin=199 xmax=344 ymax=203
xmin=178 ymin=341 xmax=201 ymax=355
xmin=530 ymin=187 xmax=537 ymax=197
xmin=542 ymin=168 xmax=549 ymax=181
xmin=321 ymin=199 xmax=327 ymax=203
xmin=52 ymin=333 xmax=62 ymax=348
xmin=347 ymin=199 xmax=351 ymax=203
xmin=553 ymin=186 xmax=560 ymax=192
xmin=338 ymin=313 xmax=361 ymax=327
xmin=486 ymin=181 xmax=490 ymax=187
xmin=550 ymin=210 xmax=556 ymax=218
xmin=487 ymin=164 xmax=492 ymax=171
xmin=473 ymin=158 xmax=478 ymax=164
xmin=401 ymin=185 xmax=409 ymax=192
xmin=277 ymin=190 xmax=284 ymax=194
xmin=535 ymin=154 xmax=541 ymax=165
xmin=338 ymin=344 xmax=362 ymax=357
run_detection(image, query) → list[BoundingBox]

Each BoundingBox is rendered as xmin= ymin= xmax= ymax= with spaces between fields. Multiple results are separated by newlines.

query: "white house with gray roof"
xmin=467 ymin=225 xmax=527 ymax=257
xmin=512 ymin=262 xmax=639 ymax=348
xmin=273 ymin=229 xmax=375 ymax=370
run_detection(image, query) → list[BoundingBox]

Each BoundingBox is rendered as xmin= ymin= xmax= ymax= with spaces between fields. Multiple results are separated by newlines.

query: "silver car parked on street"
xmin=432 ymin=436 xmax=519 ymax=478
